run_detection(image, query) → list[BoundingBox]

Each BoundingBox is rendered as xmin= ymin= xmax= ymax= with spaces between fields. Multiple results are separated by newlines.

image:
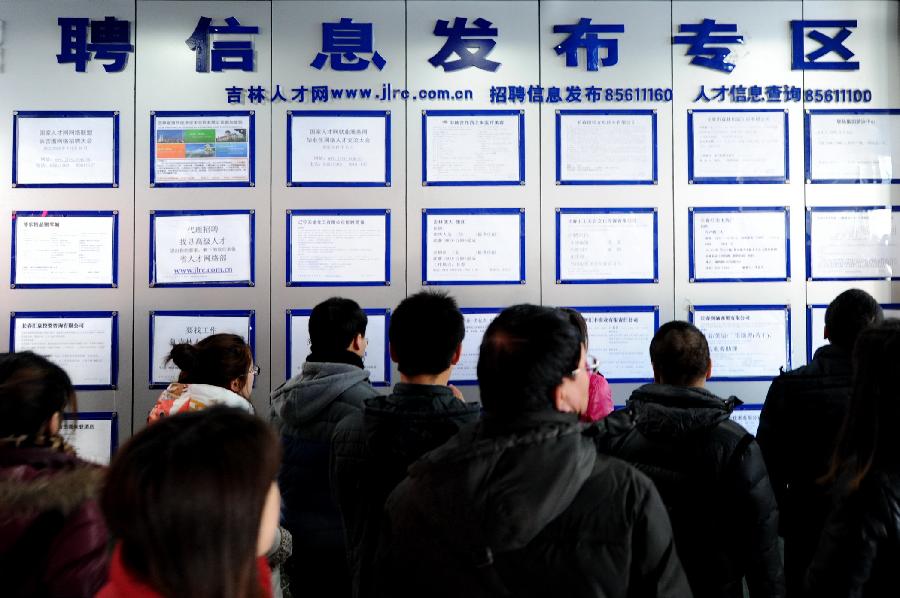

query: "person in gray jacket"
xmin=271 ymin=297 xmax=379 ymax=598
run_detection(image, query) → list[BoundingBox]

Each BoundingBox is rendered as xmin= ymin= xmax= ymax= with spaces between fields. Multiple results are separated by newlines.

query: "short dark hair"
xmin=477 ymin=304 xmax=581 ymax=414
xmin=167 ymin=333 xmax=252 ymax=390
xmin=559 ymin=307 xmax=588 ymax=348
xmin=102 ymin=407 xmax=281 ymax=598
xmin=649 ymin=321 xmax=710 ymax=386
xmin=0 ymin=351 xmax=76 ymax=441
xmin=825 ymin=289 xmax=884 ymax=349
xmin=389 ymin=291 xmax=464 ymax=376
xmin=309 ymin=297 xmax=368 ymax=355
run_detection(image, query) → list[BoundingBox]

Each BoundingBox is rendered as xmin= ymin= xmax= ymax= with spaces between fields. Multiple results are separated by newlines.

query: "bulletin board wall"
xmin=0 ymin=0 xmax=897 ymax=440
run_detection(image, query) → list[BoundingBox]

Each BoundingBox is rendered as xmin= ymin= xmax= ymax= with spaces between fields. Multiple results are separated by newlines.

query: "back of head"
xmin=102 ymin=407 xmax=281 ymax=598
xmin=390 ymin=291 xmax=464 ymax=376
xmin=167 ymin=333 xmax=251 ymax=390
xmin=825 ymin=289 xmax=884 ymax=350
xmin=308 ymin=297 xmax=368 ymax=356
xmin=0 ymin=351 xmax=75 ymax=442
xmin=559 ymin=307 xmax=588 ymax=348
xmin=649 ymin=321 xmax=710 ymax=386
xmin=478 ymin=304 xmax=581 ymax=415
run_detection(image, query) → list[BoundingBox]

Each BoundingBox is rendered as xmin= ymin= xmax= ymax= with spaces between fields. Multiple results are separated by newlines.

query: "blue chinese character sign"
xmin=57 ymin=17 xmax=133 ymax=72
xmin=553 ymin=19 xmax=625 ymax=71
xmin=311 ymin=18 xmax=386 ymax=71
xmin=791 ymin=20 xmax=859 ymax=70
xmin=673 ymin=18 xmax=743 ymax=73
xmin=185 ymin=16 xmax=259 ymax=72
xmin=429 ymin=17 xmax=500 ymax=72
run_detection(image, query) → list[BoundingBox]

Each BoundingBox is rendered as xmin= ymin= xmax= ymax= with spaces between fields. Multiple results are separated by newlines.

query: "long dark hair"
xmin=167 ymin=333 xmax=252 ymax=390
xmin=824 ymin=319 xmax=900 ymax=492
xmin=102 ymin=407 xmax=281 ymax=598
xmin=0 ymin=351 xmax=76 ymax=444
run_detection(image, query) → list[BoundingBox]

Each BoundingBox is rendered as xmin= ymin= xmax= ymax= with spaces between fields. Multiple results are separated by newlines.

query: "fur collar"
xmin=0 ymin=461 xmax=104 ymax=518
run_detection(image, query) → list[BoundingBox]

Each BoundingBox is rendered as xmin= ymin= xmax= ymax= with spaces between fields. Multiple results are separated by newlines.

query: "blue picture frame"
xmin=286 ymin=110 xmax=391 ymax=187
xmin=148 ymin=309 xmax=255 ymax=388
xmin=805 ymin=109 xmax=900 ymax=184
xmin=11 ymin=210 xmax=119 ymax=289
xmin=730 ymin=403 xmax=763 ymax=436
xmin=62 ymin=411 xmax=119 ymax=462
xmin=555 ymin=207 xmax=659 ymax=285
xmin=805 ymin=206 xmax=900 ymax=281
xmin=567 ymin=305 xmax=660 ymax=383
xmin=149 ymin=110 xmax=256 ymax=188
xmin=421 ymin=207 xmax=526 ymax=286
xmin=422 ymin=109 xmax=525 ymax=186
xmin=806 ymin=302 xmax=900 ymax=362
xmin=687 ymin=108 xmax=789 ymax=184
xmin=286 ymin=209 xmax=391 ymax=287
xmin=286 ymin=308 xmax=391 ymax=387
xmin=10 ymin=311 xmax=119 ymax=390
xmin=12 ymin=110 xmax=120 ymax=188
xmin=449 ymin=307 xmax=503 ymax=386
xmin=689 ymin=304 xmax=791 ymax=382
xmin=555 ymin=109 xmax=658 ymax=185
xmin=149 ymin=209 xmax=256 ymax=288
xmin=688 ymin=206 xmax=791 ymax=283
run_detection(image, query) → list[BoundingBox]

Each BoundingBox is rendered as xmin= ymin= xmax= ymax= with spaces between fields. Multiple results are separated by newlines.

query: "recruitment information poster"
xmin=288 ymin=210 xmax=390 ymax=286
xmin=12 ymin=211 xmax=118 ymax=288
xmin=288 ymin=111 xmax=390 ymax=186
xmin=11 ymin=312 xmax=117 ymax=389
xmin=807 ymin=303 xmax=900 ymax=360
xmin=61 ymin=413 xmax=117 ymax=466
xmin=581 ymin=307 xmax=658 ymax=382
xmin=691 ymin=306 xmax=790 ymax=381
xmin=556 ymin=110 xmax=657 ymax=185
xmin=807 ymin=207 xmax=900 ymax=280
xmin=150 ymin=210 xmax=254 ymax=287
xmin=806 ymin=110 xmax=899 ymax=184
xmin=151 ymin=112 xmax=254 ymax=186
xmin=13 ymin=111 xmax=118 ymax=187
xmin=288 ymin=309 xmax=389 ymax=385
xmin=149 ymin=311 xmax=254 ymax=386
xmin=451 ymin=308 xmax=502 ymax=385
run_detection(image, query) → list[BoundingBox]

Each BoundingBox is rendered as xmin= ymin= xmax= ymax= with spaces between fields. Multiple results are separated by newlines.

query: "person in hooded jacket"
xmin=598 ymin=320 xmax=784 ymax=598
xmin=805 ymin=320 xmax=900 ymax=598
xmin=372 ymin=304 xmax=690 ymax=598
xmin=331 ymin=290 xmax=481 ymax=598
xmin=0 ymin=351 xmax=108 ymax=597
xmin=271 ymin=297 xmax=379 ymax=598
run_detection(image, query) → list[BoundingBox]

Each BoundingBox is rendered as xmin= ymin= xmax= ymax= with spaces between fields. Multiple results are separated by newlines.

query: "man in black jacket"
xmin=757 ymin=289 xmax=883 ymax=596
xmin=330 ymin=291 xmax=481 ymax=598
xmin=599 ymin=321 xmax=784 ymax=598
xmin=373 ymin=305 xmax=691 ymax=598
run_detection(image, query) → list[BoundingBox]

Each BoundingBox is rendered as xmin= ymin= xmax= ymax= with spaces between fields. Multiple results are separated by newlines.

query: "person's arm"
xmin=44 ymin=501 xmax=110 ymax=598
xmin=756 ymin=378 xmax=788 ymax=514
xmin=731 ymin=439 xmax=786 ymax=598
xmin=329 ymin=415 xmax=368 ymax=570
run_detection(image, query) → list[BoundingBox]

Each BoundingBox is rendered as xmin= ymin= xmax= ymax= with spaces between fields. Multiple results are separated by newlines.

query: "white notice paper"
xmin=808 ymin=111 xmax=898 ymax=182
xmin=151 ymin=314 xmax=252 ymax=385
xmin=425 ymin=211 xmax=523 ymax=283
xmin=582 ymin=309 xmax=656 ymax=381
xmin=61 ymin=417 xmax=114 ymax=465
xmin=730 ymin=408 xmax=761 ymax=436
xmin=809 ymin=208 xmax=900 ymax=279
xmin=690 ymin=110 xmax=786 ymax=181
xmin=14 ymin=213 xmax=115 ymax=286
xmin=15 ymin=115 xmax=115 ymax=186
xmin=290 ymin=212 xmax=388 ymax=284
xmin=558 ymin=210 xmax=656 ymax=282
xmin=693 ymin=308 xmax=788 ymax=379
xmin=153 ymin=212 xmax=253 ymax=285
xmin=153 ymin=114 xmax=252 ymax=184
xmin=290 ymin=113 xmax=388 ymax=184
xmin=451 ymin=310 xmax=501 ymax=384
xmin=289 ymin=312 xmax=388 ymax=385
xmin=425 ymin=112 xmax=521 ymax=183
xmin=691 ymin=209 xmax=788 ymax=281
xmin=558 ymin=112 xmax=655 ymax=183
xmin=13 ymin=315 xmax=114 ymax=387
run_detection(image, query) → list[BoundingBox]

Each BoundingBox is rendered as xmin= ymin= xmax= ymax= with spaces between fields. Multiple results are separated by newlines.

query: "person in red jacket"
xmin=98 ymin=406 xmax=282 ymax=598
xmin=0 ymin=351 xmax=109 ymax=597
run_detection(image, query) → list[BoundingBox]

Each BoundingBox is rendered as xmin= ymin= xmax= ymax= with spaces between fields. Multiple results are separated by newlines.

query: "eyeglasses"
xmin=249 ymin=364 xmax=261 ymax=376
xmin=570 ymin=355 xmax=600 ymax=377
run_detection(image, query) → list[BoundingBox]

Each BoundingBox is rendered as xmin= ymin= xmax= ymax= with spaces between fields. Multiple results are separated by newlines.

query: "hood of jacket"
xmin=272 ymin=361 xmax=372 ymax=428
xmin=397 ymin=410 xmax=597 ymax=554
xmin=628 ymin=383 xmax=740 ymax=440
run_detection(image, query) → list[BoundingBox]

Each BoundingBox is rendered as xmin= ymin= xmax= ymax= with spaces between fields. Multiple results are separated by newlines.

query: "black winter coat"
xmin=330 ymin=383 xmax=481 ymax=598
xmin=805 ymin=470 xmax=900 ymax=598
xmin=374 ymin=411 xmax=692 ymax=598
xmin=598 ymin=384 xmax=784 ymax=598
xmin=756 ymin=344 xmax=853 ymax=596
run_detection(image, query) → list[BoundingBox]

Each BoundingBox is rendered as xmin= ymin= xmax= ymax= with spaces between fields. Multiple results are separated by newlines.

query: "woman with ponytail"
xmin=148 ymin=333 xmax=257 ymax=422
xmin=0 ymin=351 xmax=109 ymax=597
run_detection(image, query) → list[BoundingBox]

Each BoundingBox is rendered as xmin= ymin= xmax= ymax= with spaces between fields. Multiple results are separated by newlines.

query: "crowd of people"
xmin=0 ymin=288 xmax=898 ymax=597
